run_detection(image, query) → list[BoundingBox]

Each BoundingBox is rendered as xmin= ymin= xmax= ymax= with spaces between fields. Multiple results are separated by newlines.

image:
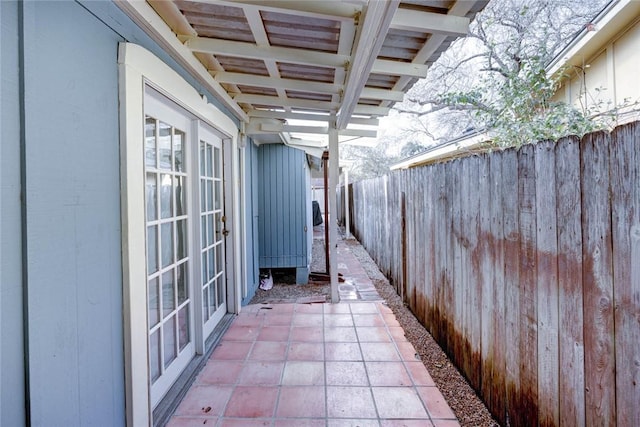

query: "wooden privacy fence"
xmin=341 ymin=121 xmax=640 ymax=426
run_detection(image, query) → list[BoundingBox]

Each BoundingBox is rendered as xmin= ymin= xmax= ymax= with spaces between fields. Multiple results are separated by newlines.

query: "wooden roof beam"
xmin=184 ymin=37 xmax=349 ymax=69
xmin=391 ymin=8 xmax=470 ymax=37
xmin=260 ymin=123 xmax=378 ymax=138
xmin=248 ymin=109 xmax=379 ymax=126
xmin=371 ymin=59 xmax=429 ymax=78
xmin=211 ymin=0 xmax=361 ymax=21
xmin=214 ymin=72 xmax=341 ymax=94
xmin=233 ymin=94 xmax=339 ymax=110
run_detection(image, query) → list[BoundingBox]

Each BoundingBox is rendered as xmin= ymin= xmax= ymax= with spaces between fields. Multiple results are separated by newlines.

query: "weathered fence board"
xmin=555 ymin=136 xmax=586 ymax=426
xmin=610 ymin=122 xmax=640 ymax=426
xmin=581 ymin=131 xmax=616 ymax=426
xmin=535 ymin=141 xmax=560 ymax=427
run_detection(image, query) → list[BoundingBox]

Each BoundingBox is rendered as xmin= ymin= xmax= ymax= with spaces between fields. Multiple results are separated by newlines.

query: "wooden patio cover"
xmin=117 ymin=0 xmax=487 ymax=142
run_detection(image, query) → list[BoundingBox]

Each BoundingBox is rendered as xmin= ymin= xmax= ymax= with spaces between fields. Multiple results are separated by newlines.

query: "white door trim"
xmin=118 ymin=42 xmax=240 ymax=426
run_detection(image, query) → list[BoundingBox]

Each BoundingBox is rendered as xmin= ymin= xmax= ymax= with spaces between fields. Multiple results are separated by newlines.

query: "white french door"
xmin=144 ymin=88 xmax=229 ymax=408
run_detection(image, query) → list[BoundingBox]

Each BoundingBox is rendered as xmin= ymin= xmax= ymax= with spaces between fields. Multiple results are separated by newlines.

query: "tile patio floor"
xmin=168 ymin=237 xmax=459 ymax=427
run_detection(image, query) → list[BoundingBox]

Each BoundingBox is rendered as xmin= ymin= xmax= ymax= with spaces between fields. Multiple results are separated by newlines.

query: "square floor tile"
xmin=380 ymin=420 xmax=434 ymax=427
xmin=166 ymin=416 xmax=218 ymax=427
xmin=293 ymin=313 xmax=324 ymax=327
xmin=353 ymin=314 xmax=385 ymax=327
xmin=328 ymin=420 xmax=381 ymax=427
xmin=372 ymin=387 xmax=428 ymax=419
xmin=326 ymin=361 xmax=369 ymax=386
xmin=265 ymin=314 xmax=294 ymax=326
xmin=224 ymin=386 xmax=278 ymax=418
xmin=276 ymin=386 xmax=325 ymax=418
xmin=387 ymin=326 xmax=408 ymax=341
xmin=290 ymin=326 xmax=323 ymax=342
xmin=432 ymin=420 xmax=461 ymax=426
xmin=288 ymin=342 xmax=324 ymax=361
xmin=223 ymin=325 xmax=261 ymax=341
xmin=357 ymin=327 xmax=392 ymax=342
xmin=218 ymin=419 xmax=271 ymax=426
xmin=325 ymin=327 xmax=358 ymax=342
xmin=366 ymin=362 xmax=412 ymax=386
xmin=396 ymin=341 xmax=420 ymax=361
xmin=349 ymin=303 xmax=379 ymax=314
xmin=275 ymin=419 xmax=327 ymax=427
xmin=282 ymin=361 xmax=324 ymax=385
xmin=417 ymin=387 xmax=456 ymax=419
xmin=360 ymin=343 xmax=401 ymax=361
xmin=232 ymin=314 xmax=265 ymax=327
xmin=257 ymin=325 xmax=290 ymax=341
xmin=324 ymin=304 xmax=352 ymax=314
xmin=405 ymin=362 xmax=435 ymax=386
xmin=211 ymin=342 xmax=253 ymax=360
xmin=174 ymin=385 xmax=233 ymax=416
xmin=327 ymin=386 xmax=377 ymax=418
xmin=295 ymin=303 xmax=324 ymax=313
xmin=382 ymin=314 xmax=400 ymax=327
xmin=197 ymin=361 xmax=243 ymax=385
xmin=238 ymin=361 xmax=284 ymax=386
xmin=325 ymin=314 xmax=354 ymax=327
xmin=325 ymin=342 xmax=363 ymax=361
xmin=248 ymin=341 xmax=288 ymax=361
xmin=268 ymin=304 xmax=295 ymax=313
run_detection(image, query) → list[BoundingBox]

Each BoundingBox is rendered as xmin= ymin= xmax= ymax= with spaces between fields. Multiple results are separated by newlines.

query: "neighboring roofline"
xmin=390 ymin=130 xmax=491 ymax=170
xmin=547 ymin=0 xmax=640 ymax=78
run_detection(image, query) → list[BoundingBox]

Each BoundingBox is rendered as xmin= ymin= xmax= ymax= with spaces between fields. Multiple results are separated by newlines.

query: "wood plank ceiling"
xmin=117 ymin=0 xmax=488 ymax=143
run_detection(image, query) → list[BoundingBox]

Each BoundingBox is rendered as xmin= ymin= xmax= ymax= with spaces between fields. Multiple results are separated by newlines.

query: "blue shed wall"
xmin=1 ymin=1 xmax=26 ymax=425
xmin=0 ymin=1 xmax=242 ymax=425
xmin=257 ymin=144 xmax=309 ymax=270
xmin=241 ymin=140 xmax=260 ymax=305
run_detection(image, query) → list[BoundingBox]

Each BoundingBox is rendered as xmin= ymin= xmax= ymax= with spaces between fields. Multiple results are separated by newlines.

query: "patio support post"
xmin=328 ymin=124 xmax=340 ymax=303
xmin=344 ymin=168 xmax=351 ymax=239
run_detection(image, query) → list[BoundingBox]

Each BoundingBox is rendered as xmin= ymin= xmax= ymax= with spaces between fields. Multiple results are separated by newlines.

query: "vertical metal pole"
xmin=344 ymin=168 xmax=351 ymax=239
xmin=328 ymin=125 xmax=340 ymax=303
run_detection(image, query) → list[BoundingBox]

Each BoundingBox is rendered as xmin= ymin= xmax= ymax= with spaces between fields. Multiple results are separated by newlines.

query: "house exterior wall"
xmin=553 ymin=15 xmax=640 ymax=124
xmin=1 ymin=1 xmax=245 ymax=425
xmin=257 ymin=144 xmax=309 ymax=280
xmin=1 ymin=1 xmax=26 ymax=426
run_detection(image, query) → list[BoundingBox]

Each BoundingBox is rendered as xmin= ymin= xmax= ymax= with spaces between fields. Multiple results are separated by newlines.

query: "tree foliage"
xmin=397 ymin=0 xmax=610 ymax=147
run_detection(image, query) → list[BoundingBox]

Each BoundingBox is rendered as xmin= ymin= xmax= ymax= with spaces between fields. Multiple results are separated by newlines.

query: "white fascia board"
xmin=210 ymin=0 xmax=360 ymax=21
xmin=114 ymin=0 xmax=248 ymax=122
xmin=337 ymin=0 xmax=401 ymax=128
xmin=185 ymin=37 xmax=349 ymax=69
xmin=391 ymin=8 xmax=469 ymax=37
xmin=360 ymin=87 xmax=405 ymax=102
xmin=214 ymin=72 xmax=341 ymax=94
xmin=234 ymin=94 xmax=339 ymax=111
xmin=547 ymin=0 xmax=636 ymax=77
xmin=390 ymin=132 xmax=489 ymax=170
xmin=371 ymin=59 xmax=429 ymax=77
xmin=248 ymin=109 xmax=379 ymax=126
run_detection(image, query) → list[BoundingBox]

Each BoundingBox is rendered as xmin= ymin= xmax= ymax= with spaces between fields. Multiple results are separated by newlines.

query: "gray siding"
xmin=257 ymin=144 xmax=309 ymax=269
xmin=21 ymin=2 xmax=125 ymax=425
xmin=1 ymin=1 xmax=26 ymax=426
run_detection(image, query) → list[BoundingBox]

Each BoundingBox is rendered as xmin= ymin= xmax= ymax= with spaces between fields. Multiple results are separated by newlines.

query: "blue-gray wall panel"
xmin=257 ymin=145 xmax=308 ymax=269
xmin=1 ymin=1 xmax=26 ymax=425
xmin=22 ymin=2 xmax=125 ymax=425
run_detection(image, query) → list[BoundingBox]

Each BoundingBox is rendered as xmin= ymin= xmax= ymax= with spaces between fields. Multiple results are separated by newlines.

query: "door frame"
xmin=118 ymin=42 xmax=241 ymax=426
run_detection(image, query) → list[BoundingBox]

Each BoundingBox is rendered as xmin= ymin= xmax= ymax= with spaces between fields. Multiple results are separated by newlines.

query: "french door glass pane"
xmin=217 ymin=276 xmax=225 ymax=308
xmin=162 ymin=271 xmax=175 ymax=318
xmin=214 ymin=147 xmax=221 ymax=178
xmin=159 ymin=122 xmax=172 ymax=170
xmin=145 ymin=118 xmax=156 ymax=168
xmin=146 ymin=173 xmax=157 ymax=221
xmin=161 ymin=223 xmax=173 ymax=268
xmin=163 ymin=316 xmax=176 ymax=368
xmin=175 ymin=176 xmax=186 ymax=216
xmin=160 ymin=174 xmax=173 ymax=219
xmin=147 ymin=226 xmax=158 ymax=274
xmin=177 ymin=262 xmax=188 ymax=304
xmin=149 ymin=277 xmax=160 ymax=327
xmin=178 ymin=307 xmax=189 ymax=351
xmin=176 ymin=220 xmax=187 ymax=261
xmin=150 ymin=330 xmax=161 ymax=383
xmin=174 ymin=130 xmax=184 ymax=172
